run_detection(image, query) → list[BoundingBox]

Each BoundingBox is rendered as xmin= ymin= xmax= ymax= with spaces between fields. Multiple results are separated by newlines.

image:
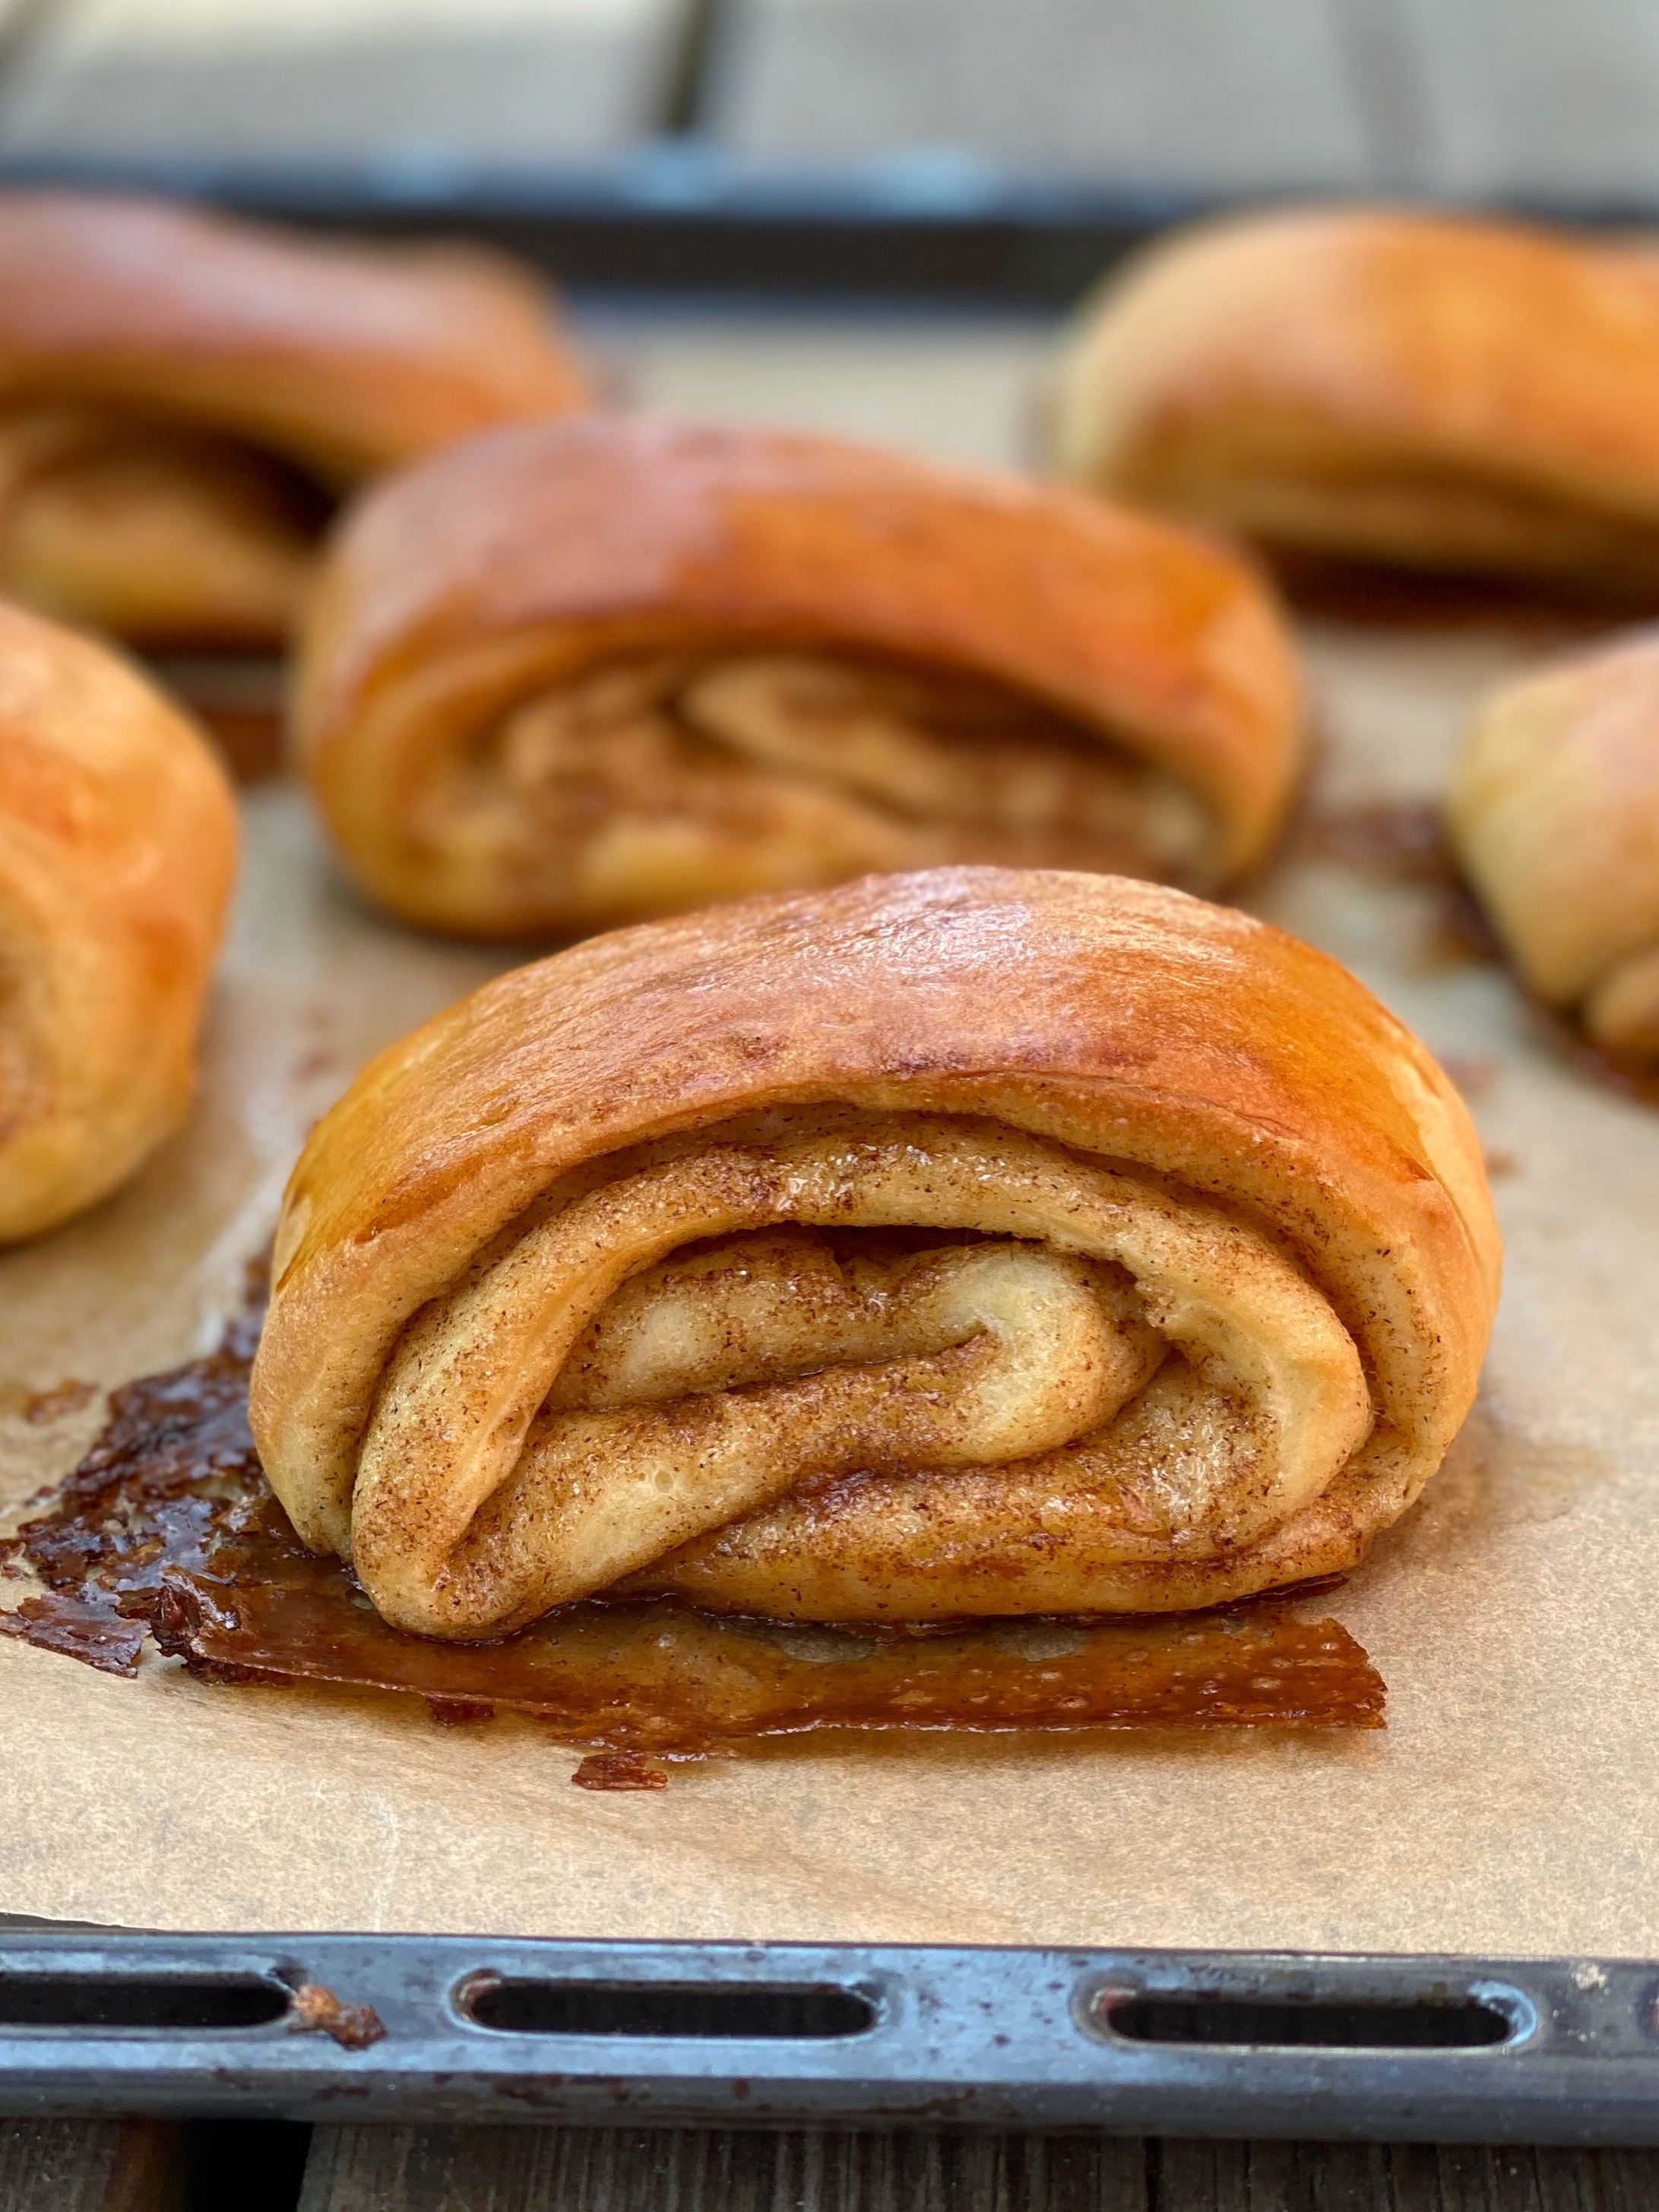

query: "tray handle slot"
xmin=0 ymin=1974 xmax=290 ymax=2031
xmin=1093 ymin=1990 xmax=1517 ymax=2050
xmin=458 ymin=1976 xmax=877 ymax=2041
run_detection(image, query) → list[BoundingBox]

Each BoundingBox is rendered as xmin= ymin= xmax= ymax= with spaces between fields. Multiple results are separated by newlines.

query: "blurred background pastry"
xmin=0 ymin=191 xmax=590 ymax=653
xmin=1051 ymin=208 xmax=1659 ymax=600
xmin=1452 ymin=628 xmax=1659 ymax=1066
xmin=293 ymin=413 xmax=1304 ymax=940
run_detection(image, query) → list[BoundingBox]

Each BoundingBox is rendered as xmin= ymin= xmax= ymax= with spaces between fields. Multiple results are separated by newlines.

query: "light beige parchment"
xmin=1 ymin=313 xmax=1654 ymax=1958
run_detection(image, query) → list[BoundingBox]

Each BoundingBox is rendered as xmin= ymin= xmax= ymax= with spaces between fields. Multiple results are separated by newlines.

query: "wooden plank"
xmin=704 ymin=0 xmax=1379 ymax=189
xmin=299 ymin=2127 xmax=1153 ymax=2212
xmin=1533 ymin=2147 xmax=1659 ymax=2212
xmin=0 ymin=0 xmax=682 ymax=165
xmin=0 ymin=2119 xmax=179 ymax=2212
xmin=0 ymin=0 xmax=61 ymax=81
xmin=1158 ymin=2140 xmax=1659 ymax=2210
xmin=1387 ymin=0 xmax=1659 ymax=201
xmin=1157 ymin=2138 xmax=1398 ymax=2210
xmin=1321 ymin=0 xmax=1436 ymax=194
xmin=300 ymin=2128 xmax=1659 ymax=2212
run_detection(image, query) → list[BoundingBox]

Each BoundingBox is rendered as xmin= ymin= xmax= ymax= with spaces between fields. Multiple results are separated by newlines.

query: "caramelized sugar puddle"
xmin=0 ymin=1275 xmax=1385 ymax=1756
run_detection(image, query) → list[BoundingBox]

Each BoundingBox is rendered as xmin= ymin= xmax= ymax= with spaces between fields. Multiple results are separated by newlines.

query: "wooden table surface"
xmin=0 ymin=5 xmax=1655 ymax=2205
xmin=7 ymin=2117 xmax=1659 ymax=2210
xmin=0 ymin=0 xmax=1657 ymax=201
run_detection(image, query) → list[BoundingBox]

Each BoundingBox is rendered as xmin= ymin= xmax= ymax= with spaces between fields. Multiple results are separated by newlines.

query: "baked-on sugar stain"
xmin=21 ymin=1379 xmax=97 ymax=1426
xmin=0 ymin=1277 xmax=1385 ymax=1753
xmin=1265 ymin=548 xmax=1645 ymax=632
xmin=1529 ymin=1002 xmax=1659 ymax=1112
xmin=1297 ymin=807 xmax=1659 ymax=1107
xmin=1293 ymin=798 xmax=1501 ymax=969
xmin=573 ymin=1751 xmax=671 ymax=1791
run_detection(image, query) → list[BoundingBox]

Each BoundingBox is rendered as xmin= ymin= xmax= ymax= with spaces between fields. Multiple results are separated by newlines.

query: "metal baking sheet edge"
xmin=0 ymin=147 xmax=1649 ymax=299
xmin=0 ymin=1931 xmax=1651 ymax=2140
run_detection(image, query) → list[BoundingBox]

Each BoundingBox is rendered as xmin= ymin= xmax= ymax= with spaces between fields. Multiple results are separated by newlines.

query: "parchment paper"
xmin=2 ymin=314 xmax=1655 ymax=1959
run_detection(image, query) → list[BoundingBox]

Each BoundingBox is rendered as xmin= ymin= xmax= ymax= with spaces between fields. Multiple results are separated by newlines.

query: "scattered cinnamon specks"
xmin=426 ymin=1697 xmax=495 ymax=1726
xmin=571 ymin=1750 xmax=670 ymax=1792
xmin=21 ymin=1380 xmax=97 ymax=1426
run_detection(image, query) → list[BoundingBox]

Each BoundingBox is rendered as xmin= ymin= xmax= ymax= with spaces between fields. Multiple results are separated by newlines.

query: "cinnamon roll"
xmin=0 ymin=191 xmax=590 ymax=647
xmin=293 ymin=416 xmax=1303 ymax=938
xmin=1052 ymin=207 xmax=1659 ymax=593
xmin=250 ymin=867 xmax=1499 ymax=1638
xmin=0 ymin=600 xmax=237 ymax=1242
xmin=1450 ymin=628 xmax=1659 ymax=1063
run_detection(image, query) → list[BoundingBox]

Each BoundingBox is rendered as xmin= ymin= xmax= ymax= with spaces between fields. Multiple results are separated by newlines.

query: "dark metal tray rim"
xmin=0 ymin=146 xmax=1648 ymax=301
xmin=0 ymin=1931 xmax=1651 ymax=2141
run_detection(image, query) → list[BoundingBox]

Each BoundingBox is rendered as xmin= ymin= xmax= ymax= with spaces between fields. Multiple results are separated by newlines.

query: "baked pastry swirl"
xmin=250 ymin=867 xmax=1499 ymax=1638
xmin=0 ymin=191 xmax=590 ymax=647
xmin=1451 ymin=628 xmax=1659 ymax=1063
xmin=293 ymin=416 xmax=1303 ymax=938
xmin=0 ymin=600 xmax=237 ymax=1242
xmin=1052 ymin=207 xmax=1659 ymax=593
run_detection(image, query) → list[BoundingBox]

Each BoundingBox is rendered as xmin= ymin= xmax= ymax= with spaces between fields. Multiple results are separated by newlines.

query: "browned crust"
xmin=251 ymin=865 xmax=1500 ymax=1615
xmin=0 ymin=598 xmax=238 ymax=1240
xmin=294 ymin=414 xmax=1305 ymax=894
xmin=0 ymin=191 xmax=591 ymax=479
xmin=1448 ymin=623 xmax=1659 ymax=1032
xmin=1054 ymin=207 xmax=1659 ymax=588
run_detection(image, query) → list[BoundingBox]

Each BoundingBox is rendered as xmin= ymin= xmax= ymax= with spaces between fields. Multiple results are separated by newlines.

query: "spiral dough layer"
xmin=294 ymin=417 xmax=1303 ymax=939
xmin=1451 ymin=628 xmax=1659 ymax=1065
xmin=252 ymin=869 xmax=1501 ymax=1638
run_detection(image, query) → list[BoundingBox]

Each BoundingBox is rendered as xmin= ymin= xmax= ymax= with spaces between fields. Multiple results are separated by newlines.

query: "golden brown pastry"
xmin=1450 ymin=628 xmax=1659 ymax=1062
xmin=1052 ymin=207 xmax=1659 ymax=593
xmin=0 ymin=600 xmax=237 ymax=1242
xmin=0 ymin=191 xmax=590 ymax=647
xmin=293 ymin=416 xmax=1303 ymax=938
xmin=250 ymin=867 xmax=1499 ymax=1640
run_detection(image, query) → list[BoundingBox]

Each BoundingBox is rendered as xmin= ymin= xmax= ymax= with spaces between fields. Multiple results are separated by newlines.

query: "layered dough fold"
xmin=1451 ymin=628 xmax=1659 ymax=1063
xmin=251 ymin=868 xmax=1500 ymax=1639
xmin=0 ymin=600 xmax=237 ymax=1242
xmin=294 ymin=417 xmax=1303 ymax=936
xmin=1052 ymin=208 xmax=1659 ymax=593
xmin=0 ymin=191 xmax=590 ymax=647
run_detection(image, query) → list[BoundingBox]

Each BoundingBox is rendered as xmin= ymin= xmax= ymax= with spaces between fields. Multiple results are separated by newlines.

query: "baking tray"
xmin=2 ymin=312 xmax=1657 ymax=2144
xmin=0 ymin=1928 xmax=1654 ymax=2142
xmin=0 ymin=147 xmax=1647 ymax=301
